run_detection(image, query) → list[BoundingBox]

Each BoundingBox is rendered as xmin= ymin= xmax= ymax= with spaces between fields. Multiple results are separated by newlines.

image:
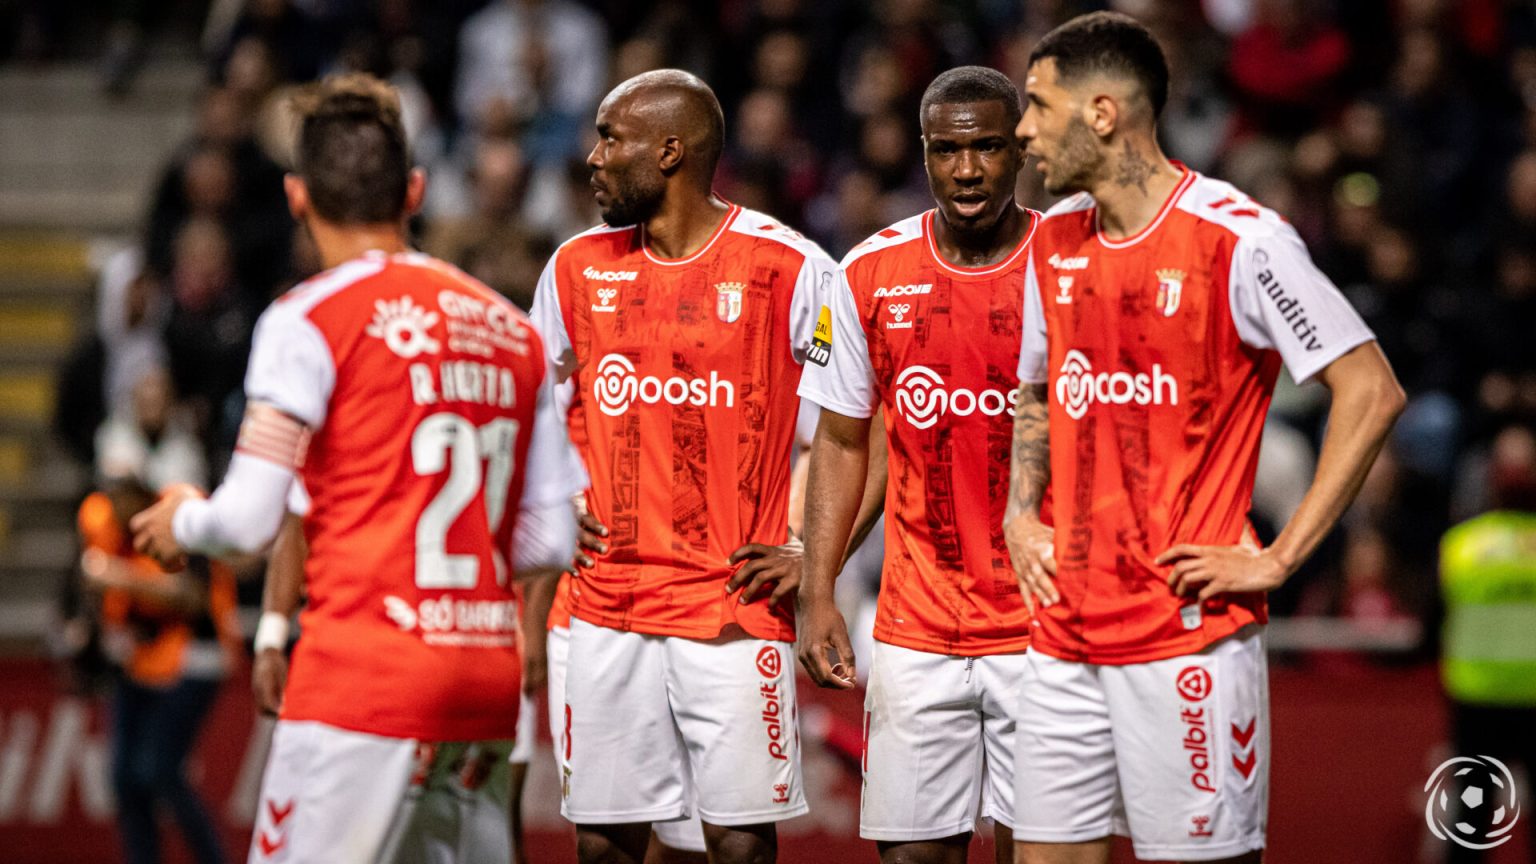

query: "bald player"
xmin=529 ymin=71 xmax=837 ymax=864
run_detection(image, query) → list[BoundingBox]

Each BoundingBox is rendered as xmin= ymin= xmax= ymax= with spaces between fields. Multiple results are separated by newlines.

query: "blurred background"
xmin=0 ymin=0 xmax=1532 ymax=861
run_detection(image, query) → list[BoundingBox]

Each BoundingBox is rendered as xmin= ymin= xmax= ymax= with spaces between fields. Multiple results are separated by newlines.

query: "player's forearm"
xmin=1005 ymin=383 xmax=1051 ymax=522
xmin=521 ymin=571 xmax=559 ymax=647
xmin=173 ymin=453 xmax=294 ymax=556
xmin=262 ymin=512 xmax=307 ymax=618
xmin=1268 ymin=343 xmax=1404 ymax=577
xmin=801 ymin=415 xmax=873 ymax=604
xmin=841 ymin=413 xmax=888 ymax=565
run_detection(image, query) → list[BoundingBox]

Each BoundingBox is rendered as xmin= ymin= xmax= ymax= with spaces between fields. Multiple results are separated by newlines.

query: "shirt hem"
xmin=278 ymin=708 xmax=515 ymax=743
xmin=874 ymin=632 xmax=1031 ymax=657
xmin=571 ymin=607 xmax=796 ymax=643
xmin=1028 ymin=617 xmax=1250 ymax=665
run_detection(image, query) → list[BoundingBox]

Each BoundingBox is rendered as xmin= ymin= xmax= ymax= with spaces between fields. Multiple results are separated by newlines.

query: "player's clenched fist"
xmin=128 ymin=483 xmax=204 ymax=569
xmin=1003 ymin=510 xmax=1058 ymax=612
xmin=795 ymin=594 xmax=857 ymax=689
xmin=252 ymin=648 xmax=287 ymax=716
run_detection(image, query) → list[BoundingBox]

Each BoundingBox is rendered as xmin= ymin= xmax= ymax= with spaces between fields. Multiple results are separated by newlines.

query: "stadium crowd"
xmin=35 ymin=0 xmax=1536 ymax=664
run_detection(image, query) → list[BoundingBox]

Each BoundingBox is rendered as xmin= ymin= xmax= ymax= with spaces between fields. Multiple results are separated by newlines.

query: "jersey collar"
xmin=922 ymin=207 xmax=1040 ymax=277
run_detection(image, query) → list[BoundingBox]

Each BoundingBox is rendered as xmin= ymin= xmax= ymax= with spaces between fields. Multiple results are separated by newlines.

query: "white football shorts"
xmin=561 ymin=618 xmax=808 ymax=828
xmin=1013 ymin=625 xmax=1269 ymax=861
xmin=861 ymin=641 xmax=1027 ymax=841
xmin=547 ymin=623 xmax=707 ymax=851
xmin=249 ymin=720 xmax=512 ymax=864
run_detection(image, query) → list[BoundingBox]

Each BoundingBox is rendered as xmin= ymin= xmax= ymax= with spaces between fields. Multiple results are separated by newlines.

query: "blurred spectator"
xmin=425 ymin=137 xmax=530 ymax=263
xmin=77 ymin=480 xmax=240 ymax=864
xmin=458 ymin=228 xmax=555 ymax=311
xmin=162 ymin=218 xmax=253 ymax=460
xmin=144 ymin=87 xmax=291 ymax=307
xmin=455 ymin=0 xmax=609 ymax=161
xmin=95 ymin=366 xmax=207 ymax=493
xmin=719 ymin=87 xmax=819 ymax=222
xmin=1227 ymin=0 xmax=1350 ymax=138
xmin=211 ymin=0 xmax=339 ymax=85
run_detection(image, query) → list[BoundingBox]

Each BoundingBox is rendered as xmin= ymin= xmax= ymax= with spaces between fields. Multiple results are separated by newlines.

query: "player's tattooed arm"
xmin=1004 ymin=383 xmax=1058 ymax=610
xmin=1007 ymin=384 xmax=1050 ymax=517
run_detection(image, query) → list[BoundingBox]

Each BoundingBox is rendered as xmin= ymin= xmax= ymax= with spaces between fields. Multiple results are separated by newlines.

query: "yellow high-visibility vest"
xmin=1440 ymin=511 xmax=1536 ymax=706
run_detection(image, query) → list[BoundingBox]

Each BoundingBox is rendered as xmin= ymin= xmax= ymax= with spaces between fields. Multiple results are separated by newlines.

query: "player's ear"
xmin=283 ymin=174 xmax=310 ymax=222
xmin=1087 ymin=93 xmax=1118 ymax=139
xmin=658 ymin=135 xmax=684 ymax=175
xmin=404 ymin=167 xmax=427 ymax=218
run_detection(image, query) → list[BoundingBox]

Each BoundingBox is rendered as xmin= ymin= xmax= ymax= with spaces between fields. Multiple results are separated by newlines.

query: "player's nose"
xmin=1015 ymin=113 xmax=1035 ymax=145
xmin=954 ymin=151 xmax=982 ymax=180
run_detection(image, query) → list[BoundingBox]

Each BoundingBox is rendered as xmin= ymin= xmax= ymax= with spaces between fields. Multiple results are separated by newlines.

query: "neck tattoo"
xmin=1113 ymin=139 xmax=1153 ymax=194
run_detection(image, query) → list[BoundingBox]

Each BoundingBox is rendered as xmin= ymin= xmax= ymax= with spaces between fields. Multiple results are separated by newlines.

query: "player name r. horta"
xmin=408 ymin=360 xmax=519 ymax=408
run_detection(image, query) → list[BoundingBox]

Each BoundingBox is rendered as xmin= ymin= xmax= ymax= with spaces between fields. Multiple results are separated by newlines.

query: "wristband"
xmin=253 ymin=611 xmax=291 ymax=653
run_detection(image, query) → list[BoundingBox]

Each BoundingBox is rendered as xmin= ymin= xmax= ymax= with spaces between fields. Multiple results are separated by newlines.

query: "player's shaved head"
xmin=588 ymin=70 xmax=726 ymax=225
xmin=600 ymin=69 xmax=725 ymax=181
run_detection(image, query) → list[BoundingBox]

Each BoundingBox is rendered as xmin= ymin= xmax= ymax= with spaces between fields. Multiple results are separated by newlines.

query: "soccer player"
xmin=130 ymin=73 xmax=582 ymax=863
xmin=797 ymin=66 xmax=1037 ymax=864
xmin=1006 ymin=13 xmax=1405 ymax=864
xmin=528 ymin=69 xmax=837 ymax=864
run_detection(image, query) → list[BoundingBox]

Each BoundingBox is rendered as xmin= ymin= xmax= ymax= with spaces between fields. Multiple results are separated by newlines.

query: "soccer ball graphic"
xmin=1425 ymin=755 xmax=1522 ymax=850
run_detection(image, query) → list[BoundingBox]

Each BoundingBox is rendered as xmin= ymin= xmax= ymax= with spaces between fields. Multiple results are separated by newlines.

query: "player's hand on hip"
xmin=252 ymin=648 xmax=287 ymax=717
xmin=1003 ymin=511 xmax=1058 ymax=612
xmin=726 ymin=537 xmax=804 ymax=606
xmin=573 ymin=512 xmax=608 ymax=570
xmin=1157 ymin=542 xmax=1287 ymax=601
xmin=794 ymin=594 xmax=857 ymax=690
xmin=128 ymin=483 xmax=203 ymax=570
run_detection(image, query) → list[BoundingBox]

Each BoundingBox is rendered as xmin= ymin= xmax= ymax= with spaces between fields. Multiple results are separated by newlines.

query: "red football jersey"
xmin=1019 ymin=170 xmax=1374 ymax=664
xmin=530 ymin=205 xmax=836 ymax=642
xmin=799 ymin=210 xmax=1038 ymax=655
xmin=245 ymin=251 xmax=577 ymax=740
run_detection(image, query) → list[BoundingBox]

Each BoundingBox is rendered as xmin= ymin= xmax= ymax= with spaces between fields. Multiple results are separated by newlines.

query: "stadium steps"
xmin=0 ymin=62 xmax=201 ymax=231
xmin=0 ymin=226 xmax=93 ymax=641
xmin=0 ymin=56 xmax=203 ymax=643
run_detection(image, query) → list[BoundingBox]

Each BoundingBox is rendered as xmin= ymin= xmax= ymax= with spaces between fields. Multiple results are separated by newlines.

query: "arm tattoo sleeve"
xmin=1007 ymin=383 xmax=1050 ymax=516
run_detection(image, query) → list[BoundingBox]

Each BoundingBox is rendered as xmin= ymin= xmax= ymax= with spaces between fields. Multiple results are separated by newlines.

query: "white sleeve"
xmin=520 ymin=370 xmax=588 ymax=508
xmin=287 ymin=479 xmax=311 ymax=518
xmin=172 ymin=452 xmax=294 ymax=555
xmin=1229 ymin=225 xmax=1375 ymax=384
xmin=528 ymin=255 xmax=576 ymax=379
xmin=796 ymin=268 xmax=877 ymax=418
xmin=787 ymin=253 xmax=838 ymax=364
xmin=244 ymin=303 xmax=336 ymax=428
xmin=509 ymin=369 xmax=584 ymax=570
xmin=1017 ymin=253 xmax=1049 ymax=384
